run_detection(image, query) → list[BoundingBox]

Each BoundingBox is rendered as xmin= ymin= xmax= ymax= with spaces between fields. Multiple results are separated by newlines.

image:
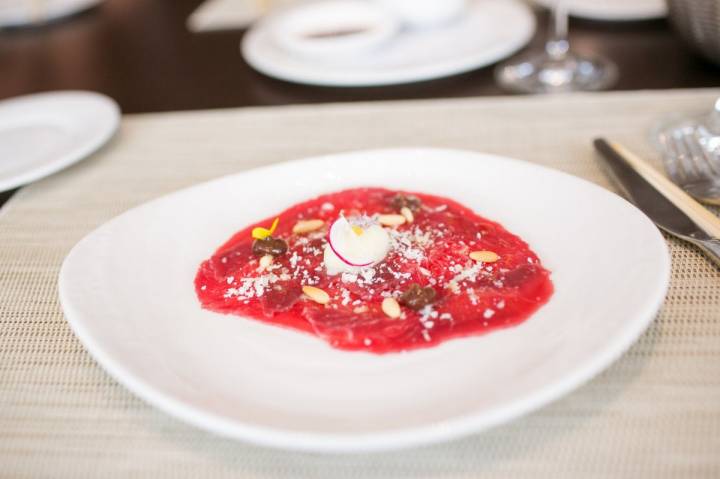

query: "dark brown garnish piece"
xmin=390 ymin=194 xmax=422 ymax=212
xmin=252 ymin=236 xmax=288 ymax=257
xmin=399 ymin=284 xmax=436 ymax=311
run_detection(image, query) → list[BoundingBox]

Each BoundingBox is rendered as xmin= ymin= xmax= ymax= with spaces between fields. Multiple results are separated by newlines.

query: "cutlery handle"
xmin=600 ymin=140 xmax=720 ymax=239
xmin=696 ymin=238 xmax=720 ymax=268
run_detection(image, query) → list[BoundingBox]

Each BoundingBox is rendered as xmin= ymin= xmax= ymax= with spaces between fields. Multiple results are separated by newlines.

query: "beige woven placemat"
xmin=1 ymin=89 xmax=719 ymax=478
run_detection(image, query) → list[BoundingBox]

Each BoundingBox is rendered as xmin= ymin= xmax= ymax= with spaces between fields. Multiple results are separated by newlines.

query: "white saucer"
xmin=60 ymin=148 xmax=670 ymax=452
xmin=0 ymin=0 xmax=103 ymax=28
xmin=534 ymin=0 xmax=666 ymax=21
xmin=241 ymin=0 xmax=536 ymax=86
xmin=0 ymin=91 xmax=119 ymax=192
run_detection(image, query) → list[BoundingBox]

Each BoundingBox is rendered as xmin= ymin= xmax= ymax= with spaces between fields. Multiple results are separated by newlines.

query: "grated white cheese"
xmin=447 ymin=263 xmax=484 ymax=293
xmin=467 ymin=288 xmax=479 ymax=306
xmin=341 ymin=272 xmax=358 ymax=284
xmin=341 ymin=288 xmax=351 ymax=306
xmin=388 ymin=268 xmax=411 ymax=281
xmin=289 ymin=251 xmax=300 ymax=268
xmin=419 ymin=305 xmax=436 ymax=324
xmin=412 ymin=227 xmax=433 ymax=247
xmin=224 ymin=273 xmax=280 ymax=300
xmin=360 ymin=268 xmax=376 ymax=283
xmin=388 ymin=228 xmax=426 ymax=262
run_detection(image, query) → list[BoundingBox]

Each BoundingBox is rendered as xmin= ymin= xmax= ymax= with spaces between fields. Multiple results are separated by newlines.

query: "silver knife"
xmin=594 ymin=138 xmax=720 ymax=267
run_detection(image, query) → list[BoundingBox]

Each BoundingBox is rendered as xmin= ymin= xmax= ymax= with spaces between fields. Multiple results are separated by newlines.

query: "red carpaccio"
xmin=195 ymin=187 xmax=553 ymax=353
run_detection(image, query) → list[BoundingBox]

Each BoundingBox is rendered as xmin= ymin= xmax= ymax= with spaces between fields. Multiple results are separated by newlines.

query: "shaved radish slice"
xmin=327 ymin=216 xmax=373 ymax=266
xmin=325 ymin=216 xmax=390 ymax=273
xmin=328 ymin=236 xmax=373 ymax=267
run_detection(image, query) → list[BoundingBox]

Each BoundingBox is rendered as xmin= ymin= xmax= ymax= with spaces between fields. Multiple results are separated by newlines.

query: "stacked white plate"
xmin=0 ymin=0 xmax=103 ymax=28
xmin=241 ymin=0 xmax=536 ymax=86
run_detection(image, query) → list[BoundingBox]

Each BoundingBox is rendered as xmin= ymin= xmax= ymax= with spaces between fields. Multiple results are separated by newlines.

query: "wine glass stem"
xmin=711 ymin=97 xmax=720 ymax=133
xmin=545 ymin=2 xmax=570 ymax=60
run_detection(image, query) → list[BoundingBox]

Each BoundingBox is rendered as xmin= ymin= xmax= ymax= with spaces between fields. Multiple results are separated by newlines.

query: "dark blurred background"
xmin=0 ymin=0 xmax=718 ymax=114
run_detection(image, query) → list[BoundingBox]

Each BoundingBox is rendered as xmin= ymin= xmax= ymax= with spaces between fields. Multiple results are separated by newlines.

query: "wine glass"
xmin=495 ymin=2 xmax=618 ymax=93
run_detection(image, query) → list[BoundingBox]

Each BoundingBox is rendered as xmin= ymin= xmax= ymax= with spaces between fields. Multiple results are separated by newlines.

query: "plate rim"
xmin=240 ymin=0 xmax=536 ymax=87
xmin=0 ymin=90 xmax=120 ymax=192
xmin=533 ymin=0 xmax=666 ymax=21
xmin=59 ymin=147 xmax=671 ymax=453
xmin=0 ymin=0 xmax=104 ymax=28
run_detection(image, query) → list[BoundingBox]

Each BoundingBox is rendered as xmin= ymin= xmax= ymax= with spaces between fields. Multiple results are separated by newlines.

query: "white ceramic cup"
xmin=373 ymin=0 xmax=467 ymax=29
xmin=270 ymin=0 xmax=400 ymax=59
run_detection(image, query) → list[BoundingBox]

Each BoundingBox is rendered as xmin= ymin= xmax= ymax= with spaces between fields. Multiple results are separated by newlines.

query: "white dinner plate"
xmin=241 ymin=0 xmax=536 ymax=86
xmin=0 ymin=91 xmax=119 ymax=193
xmin=0 ymin=0 xmax=103 ymax=28
xmin=59 ymin=148 xmax=670 ymax=452
xmin=534 ymin=0 xmax=666 ymax=21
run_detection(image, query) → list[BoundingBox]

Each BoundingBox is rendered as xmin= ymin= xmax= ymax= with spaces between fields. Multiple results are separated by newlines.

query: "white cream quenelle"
xmin=324 ymin=215 xmax=390 ymax=275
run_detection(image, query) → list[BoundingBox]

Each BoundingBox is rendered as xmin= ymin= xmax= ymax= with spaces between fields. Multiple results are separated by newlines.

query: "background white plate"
xmin=0 ymin=0 xmax=103 ymax=28
xmin=0 ymin=91 xmax=119 ymax=192
xmin=534 ymin=0 xmax=666 ymax=21
xmin=59 ymin=148 xmax=670 ymax=452
xmin=241 ymin=0 xmax=536 ymax=86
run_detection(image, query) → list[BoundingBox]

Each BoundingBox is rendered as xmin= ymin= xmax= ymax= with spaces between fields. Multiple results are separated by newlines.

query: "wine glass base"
xmin=495 ymin=50 xmax=618 ymax=94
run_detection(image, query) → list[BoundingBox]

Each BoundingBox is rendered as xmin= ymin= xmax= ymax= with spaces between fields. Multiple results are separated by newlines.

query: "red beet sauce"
xmin=195 ymin=188 xmax=553 ymax=353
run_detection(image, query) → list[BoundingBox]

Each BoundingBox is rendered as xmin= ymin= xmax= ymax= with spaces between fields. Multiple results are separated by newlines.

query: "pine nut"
xmin=469 ymin=250 xmax=499 ymax=263
xmin=378 ymin=214 xmax=406 ymax=227
xmin=293 ymin=219 xmax=324 ymax=234
xmin=381 ymin=297 xmax=401 ymax=319
xmin=258 ymin=254 xmax=273 ymax=271
xmin=302 ymin=285 xmax=330 ymax=304
xmin=400 ymin=206 xmax=414 ymax=223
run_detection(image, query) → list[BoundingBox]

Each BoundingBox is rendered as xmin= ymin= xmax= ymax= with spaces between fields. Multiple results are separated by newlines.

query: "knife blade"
xmin=594 ymin=138 xmax=720 ymax=267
